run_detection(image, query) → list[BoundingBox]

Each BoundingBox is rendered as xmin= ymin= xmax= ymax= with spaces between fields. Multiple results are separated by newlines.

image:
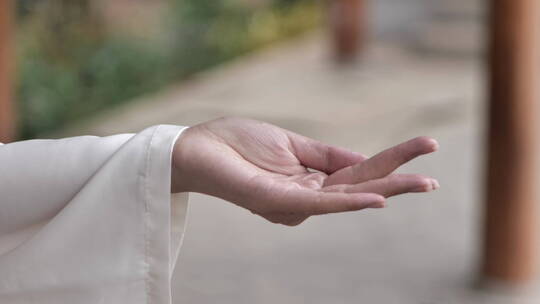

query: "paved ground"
xmin=59 ymin=33 xmax=540 ymax=303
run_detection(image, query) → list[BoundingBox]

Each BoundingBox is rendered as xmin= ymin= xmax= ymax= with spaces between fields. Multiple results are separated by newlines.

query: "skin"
xmin=171 ymin=117 xmax=439 ymax=226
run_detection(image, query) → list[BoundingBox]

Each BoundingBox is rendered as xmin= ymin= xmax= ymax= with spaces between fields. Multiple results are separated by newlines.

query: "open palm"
xmin=172 ymin=117 xmax=438 ymax=226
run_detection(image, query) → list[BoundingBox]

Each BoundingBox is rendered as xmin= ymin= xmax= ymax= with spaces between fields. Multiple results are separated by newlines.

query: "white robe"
xmin=0 ymin=125 xmax=189 ymax=304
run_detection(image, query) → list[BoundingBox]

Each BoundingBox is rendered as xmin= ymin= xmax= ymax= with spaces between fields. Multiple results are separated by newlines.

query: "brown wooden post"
xmin=483 ymin=0 xmax=539 ymax=283
xmin=330 ymin=0 xmax=366 ymax=62
xmin=0 ymin=0 xmax=15 ymax=142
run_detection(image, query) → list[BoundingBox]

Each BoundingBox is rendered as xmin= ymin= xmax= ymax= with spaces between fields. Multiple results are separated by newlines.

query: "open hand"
xmin=172 ymin=117 xmax=439 ymax=226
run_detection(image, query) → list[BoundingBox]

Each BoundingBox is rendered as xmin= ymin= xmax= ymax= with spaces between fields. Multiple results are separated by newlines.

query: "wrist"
xmin=171 ymin=127 xmax=196 ymax=193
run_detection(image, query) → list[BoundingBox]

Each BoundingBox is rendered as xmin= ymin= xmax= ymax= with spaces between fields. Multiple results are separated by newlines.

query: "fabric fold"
xmin=0 ymin=125 xmax=189 ymax=304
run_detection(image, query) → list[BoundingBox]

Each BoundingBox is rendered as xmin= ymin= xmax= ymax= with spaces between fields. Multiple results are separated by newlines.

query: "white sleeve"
xmin=0 ymin=125 xmax=190 ymax=304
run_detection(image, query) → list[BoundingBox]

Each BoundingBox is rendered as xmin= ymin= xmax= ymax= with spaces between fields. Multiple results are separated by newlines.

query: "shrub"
xmin=16 ymin=0 xmax=322 ymax=138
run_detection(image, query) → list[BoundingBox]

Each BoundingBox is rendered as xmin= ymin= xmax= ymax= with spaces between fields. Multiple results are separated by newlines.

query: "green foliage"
xmin=16 ymin=0 xmax=322 ymax=138
xmin=169 ymin=0 xmax=321 ymax=77
xmin=18 ymin=40 xmax=171 ymax=138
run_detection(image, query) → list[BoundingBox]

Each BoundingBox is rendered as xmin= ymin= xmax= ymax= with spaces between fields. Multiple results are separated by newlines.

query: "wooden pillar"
xmin=483 ymin=0 xmax=539 ymax=283
xmin=0 ymin=0 xmax=15 ymax=142
xmin=330 ymin=0 xmax=366 ymax=62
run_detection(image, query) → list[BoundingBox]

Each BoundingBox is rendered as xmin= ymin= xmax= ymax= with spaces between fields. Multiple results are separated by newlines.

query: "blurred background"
xmin=1 ymin=0 xmax=540 ymax=303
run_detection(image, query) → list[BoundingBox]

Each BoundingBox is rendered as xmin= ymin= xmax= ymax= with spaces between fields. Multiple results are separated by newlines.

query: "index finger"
xmin=323 ymin=136 xmax=438 ymax=186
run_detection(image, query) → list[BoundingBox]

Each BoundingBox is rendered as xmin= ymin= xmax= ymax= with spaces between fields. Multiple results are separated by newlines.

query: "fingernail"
xmin=429 ymin=139 xmax=440 ymax=151
xmin=412 ymin=179 xmax=438 ymax=192
xmin=431 ymin=179 xmax=440 ymax=190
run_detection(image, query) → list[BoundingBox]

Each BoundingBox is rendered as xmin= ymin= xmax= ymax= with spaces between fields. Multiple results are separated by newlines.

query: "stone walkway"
xmin=59 ymin=33 xmax=539 ymax=303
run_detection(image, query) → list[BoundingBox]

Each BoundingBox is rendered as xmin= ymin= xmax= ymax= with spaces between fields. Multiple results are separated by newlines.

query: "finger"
xmin=322 ymin=174 xmax=440 ymax=198
xmin=324 ymin=136 xmax=438 ymax=186
xmin=276 ymin=188 xmax=385 ymax=215
xmin=287 ymin=132 xmax=366 ymax=174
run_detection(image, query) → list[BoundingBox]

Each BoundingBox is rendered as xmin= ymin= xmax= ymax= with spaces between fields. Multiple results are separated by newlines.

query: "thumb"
xmin=288 ymin=132 xmax=366 ymax=174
